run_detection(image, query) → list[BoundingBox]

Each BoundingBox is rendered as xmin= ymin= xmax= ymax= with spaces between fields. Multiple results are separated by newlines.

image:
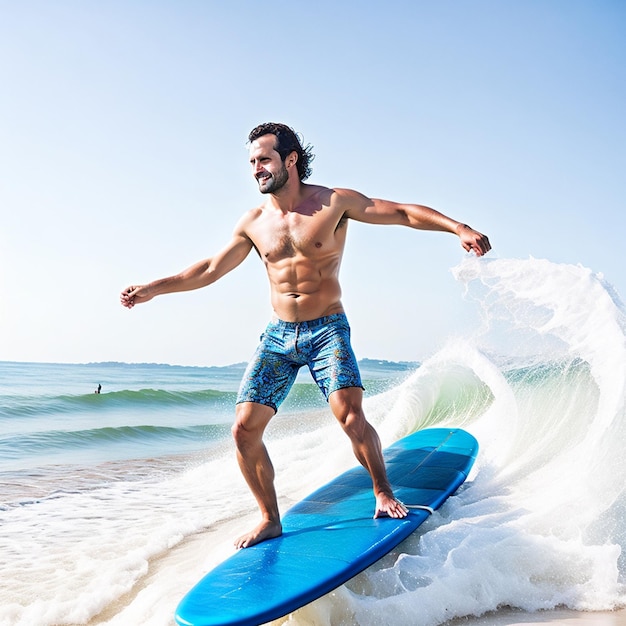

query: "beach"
xmin=448 ymin=609 xmax=626 ymax=625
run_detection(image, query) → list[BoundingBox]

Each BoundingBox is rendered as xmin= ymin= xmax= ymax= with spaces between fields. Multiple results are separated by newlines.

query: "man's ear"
xmin=286 ymin=151 xmax=298 ymax=169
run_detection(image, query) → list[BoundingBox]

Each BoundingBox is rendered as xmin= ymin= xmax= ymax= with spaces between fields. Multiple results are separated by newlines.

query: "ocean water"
xmin=2 ymin=257 xmax=625 ymax=626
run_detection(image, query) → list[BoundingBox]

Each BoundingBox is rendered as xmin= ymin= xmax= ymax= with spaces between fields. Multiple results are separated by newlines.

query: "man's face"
xmin=249 ymin=134 xmax=289 ymax=194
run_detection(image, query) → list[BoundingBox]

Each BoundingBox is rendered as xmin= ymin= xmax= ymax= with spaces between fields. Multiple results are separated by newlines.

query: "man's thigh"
xmin=308 ymin=319 xmax=363 ymax=398
xmin=237 ymin=328 xmax=301 ymax=411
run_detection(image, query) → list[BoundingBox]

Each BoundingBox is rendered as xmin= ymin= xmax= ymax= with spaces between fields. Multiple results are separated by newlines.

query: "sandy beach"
xmin=447 ymin=608 xmax=626 ymax=625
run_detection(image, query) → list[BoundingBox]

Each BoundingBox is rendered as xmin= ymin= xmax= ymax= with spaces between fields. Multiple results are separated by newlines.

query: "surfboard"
xmin=175 ymin=427 xmax=478 ymax=626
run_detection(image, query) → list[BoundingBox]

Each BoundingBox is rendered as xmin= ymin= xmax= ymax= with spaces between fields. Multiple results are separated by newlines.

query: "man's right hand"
xmin=120 ymin=285 xmax=154 ymax=309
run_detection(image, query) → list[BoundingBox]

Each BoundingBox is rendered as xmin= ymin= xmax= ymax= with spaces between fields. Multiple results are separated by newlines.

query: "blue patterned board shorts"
xmin=236 ymin=313 xmax=363 ymax=412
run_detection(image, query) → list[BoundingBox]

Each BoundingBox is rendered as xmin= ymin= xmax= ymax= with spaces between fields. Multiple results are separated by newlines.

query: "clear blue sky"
xmin=1 ymin=1 xmax=624 ymax=366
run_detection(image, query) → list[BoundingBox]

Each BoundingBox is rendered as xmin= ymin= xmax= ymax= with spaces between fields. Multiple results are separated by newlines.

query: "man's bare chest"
xmin=250 ymin=213 xmax=345 ymax=263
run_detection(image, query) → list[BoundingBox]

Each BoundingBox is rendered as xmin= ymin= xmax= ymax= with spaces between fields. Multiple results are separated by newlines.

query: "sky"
xmin=1 ymin=1 xmax=625 ymax=367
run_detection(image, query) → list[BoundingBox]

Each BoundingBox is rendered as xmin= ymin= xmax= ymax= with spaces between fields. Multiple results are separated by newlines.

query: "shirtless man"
xmin=120 ymin=122 xmax=491 ymax=548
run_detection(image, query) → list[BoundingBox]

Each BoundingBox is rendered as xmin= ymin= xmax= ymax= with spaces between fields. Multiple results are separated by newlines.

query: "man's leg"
xmin=329 ymin=387 xmax=408 ymax=519
xmin=232 ymin=401 xmax=283 ymax=548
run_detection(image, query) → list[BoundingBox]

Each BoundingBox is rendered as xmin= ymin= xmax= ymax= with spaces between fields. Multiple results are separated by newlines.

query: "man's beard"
xmin=257 ymin=164 xmax=289 ymax=194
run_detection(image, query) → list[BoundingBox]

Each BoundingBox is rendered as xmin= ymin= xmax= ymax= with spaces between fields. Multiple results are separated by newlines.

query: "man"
xmin=120 ymin=122 xmax=491 ymax=549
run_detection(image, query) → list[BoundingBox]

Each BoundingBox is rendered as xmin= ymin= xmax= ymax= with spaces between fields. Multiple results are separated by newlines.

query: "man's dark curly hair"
xmin=248 ymin=122 xmax=314 ymax=181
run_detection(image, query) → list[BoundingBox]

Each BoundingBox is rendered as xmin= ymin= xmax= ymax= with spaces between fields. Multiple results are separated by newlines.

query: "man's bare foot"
xmin=234 ymin=519 xmax=282 ymax=549
xmin=374 ymin=492 xmax=409 ymax=519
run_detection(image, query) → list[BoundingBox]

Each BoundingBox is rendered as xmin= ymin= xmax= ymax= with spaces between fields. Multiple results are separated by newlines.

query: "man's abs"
xmin=264 ymin=248 xmax=345 ymax=321
xmin=270 ymin=278 xmax=344 ymax=322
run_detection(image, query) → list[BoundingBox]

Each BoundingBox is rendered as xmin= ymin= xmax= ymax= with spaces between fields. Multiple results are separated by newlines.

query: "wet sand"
xmin=446 ymin=608 xmax=626 ymax=625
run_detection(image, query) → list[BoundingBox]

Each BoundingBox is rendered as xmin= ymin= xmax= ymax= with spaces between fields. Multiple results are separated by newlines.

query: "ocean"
xmin=1 ymin=257 xmax=625 ymax=626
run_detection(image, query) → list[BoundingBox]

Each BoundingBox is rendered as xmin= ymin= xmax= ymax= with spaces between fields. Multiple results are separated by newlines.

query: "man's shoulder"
xmin=240 ymin=205 xmax=265 ymax=222
xmin=325 ymin=187 xmax=371 ymax=215
xmin=231 ymin=206 xmax=264 ymax=237
xmin=303 ymin=185 xmax=363 ymax=206
xmin=329 ymin=187 xmax=367 ymax=199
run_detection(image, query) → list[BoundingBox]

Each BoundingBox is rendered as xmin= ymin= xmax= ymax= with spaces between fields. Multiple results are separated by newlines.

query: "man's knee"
xmin=231 ymin=419 xmax=248 ymax=449
xmin=329 ymin=387 xmax=363 ymax=419
xmin=232 ymin=402 xmax=274 ymax=450
xmin=332 ymin=403 xmax=367 ymax=440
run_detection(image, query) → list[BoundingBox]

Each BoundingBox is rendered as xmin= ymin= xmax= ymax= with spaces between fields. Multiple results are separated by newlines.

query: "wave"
xmin=332 ymin=257 xmax=626 ymax=623
xmin=0 ymin=422 xmax=231 ymax=459
xmin=1 ymin=379 xmax=410 ymax=422
xmin=0 ymin=387 xmax=238 ymax=419
xmin=3 ymin=258 xmax=626 ymax=625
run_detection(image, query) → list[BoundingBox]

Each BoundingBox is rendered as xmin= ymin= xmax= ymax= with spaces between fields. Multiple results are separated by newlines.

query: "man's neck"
xmin=267 ymin=180 xmax=309 ymax=213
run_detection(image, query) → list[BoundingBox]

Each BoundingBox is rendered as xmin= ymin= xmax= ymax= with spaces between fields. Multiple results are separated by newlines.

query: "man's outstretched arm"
xmin=120 ymin=231 xmax=254 ymax=309
xmin=339 ymin=188 xmax=491 ymax=257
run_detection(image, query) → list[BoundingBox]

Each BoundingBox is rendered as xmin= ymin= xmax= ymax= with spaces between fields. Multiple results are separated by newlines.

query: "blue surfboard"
xmin=175 ymin=428 xmax=478 ymax=626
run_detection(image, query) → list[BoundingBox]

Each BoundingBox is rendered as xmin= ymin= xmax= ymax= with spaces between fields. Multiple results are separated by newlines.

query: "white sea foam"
xmin=291 ymin=257 xmax=626 ymax=625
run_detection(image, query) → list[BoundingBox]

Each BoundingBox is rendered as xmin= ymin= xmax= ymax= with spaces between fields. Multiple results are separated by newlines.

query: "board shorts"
xmin=236 ymin=313 xmax=363 ymax=412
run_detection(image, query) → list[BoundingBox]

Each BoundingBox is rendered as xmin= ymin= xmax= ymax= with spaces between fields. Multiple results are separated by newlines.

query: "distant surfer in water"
xmin=120 ymin=123 xmax=491 ymax=548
